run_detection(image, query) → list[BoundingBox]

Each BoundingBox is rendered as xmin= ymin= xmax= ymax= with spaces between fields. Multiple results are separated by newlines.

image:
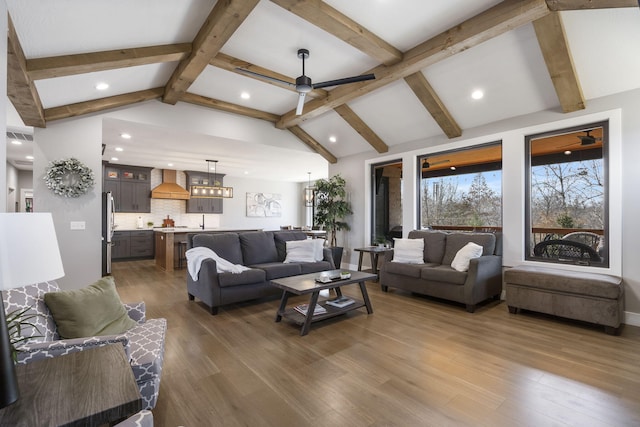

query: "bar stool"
xmin=176 ymin=241 xmax=187 ymax=269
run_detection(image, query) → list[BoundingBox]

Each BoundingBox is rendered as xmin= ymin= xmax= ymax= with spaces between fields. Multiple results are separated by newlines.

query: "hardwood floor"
xmin=113 ymin=260 xmax=640 ymax=427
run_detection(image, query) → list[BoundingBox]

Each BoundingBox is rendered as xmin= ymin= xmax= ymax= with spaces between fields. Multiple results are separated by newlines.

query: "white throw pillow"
xmin=392 ymin=238 xmax=424 ymax=264
xmin=284 ymin=240 xmax=317 ymax=263
xmin=313 ymin=238 xmax=326 ymax=261
xmin=451 ymin=242 xmax=483 ymax=272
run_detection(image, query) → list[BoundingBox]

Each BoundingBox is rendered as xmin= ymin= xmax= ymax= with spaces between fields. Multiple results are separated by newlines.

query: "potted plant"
xmin=313 ymin=174 xmax=352 ymax=268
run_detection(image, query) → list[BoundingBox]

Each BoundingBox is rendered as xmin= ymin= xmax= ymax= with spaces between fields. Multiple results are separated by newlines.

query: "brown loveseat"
xmin=379 ymin=230 xmax=503 ymax=312
xmin=186 ymin=231 xmax=334 ymax=314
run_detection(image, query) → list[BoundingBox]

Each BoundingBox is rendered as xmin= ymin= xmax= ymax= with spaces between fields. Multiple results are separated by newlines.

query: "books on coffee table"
xmin=326 ymin=296 xmax=355 ymax=308
xmin=294 ymin=303 xmax=327 ymax=316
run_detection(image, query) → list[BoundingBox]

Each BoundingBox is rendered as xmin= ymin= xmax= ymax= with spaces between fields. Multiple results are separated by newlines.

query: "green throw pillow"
xmin=44 ymin=276 xmax=137 ymax=339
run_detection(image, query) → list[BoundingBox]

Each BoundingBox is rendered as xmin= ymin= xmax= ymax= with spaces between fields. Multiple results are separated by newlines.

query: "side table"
xmin=0 ymin=343 xmax=141 ymax=427
xmin=354 ymin=246 xmax=393 ymax=276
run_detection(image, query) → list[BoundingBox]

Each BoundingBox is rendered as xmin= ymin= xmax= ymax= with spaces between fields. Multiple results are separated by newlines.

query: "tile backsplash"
xmin=113 ymin=169 xmax=221 ymax=230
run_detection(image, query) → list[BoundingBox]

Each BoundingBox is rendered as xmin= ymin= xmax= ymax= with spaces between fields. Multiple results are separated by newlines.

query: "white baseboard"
xmin=624 ymin=311 xmax=640 ymax=327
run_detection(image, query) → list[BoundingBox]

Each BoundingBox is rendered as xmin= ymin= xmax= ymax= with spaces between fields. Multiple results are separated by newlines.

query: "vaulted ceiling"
xmin=5 ymin=0 xmax=640 ymax=180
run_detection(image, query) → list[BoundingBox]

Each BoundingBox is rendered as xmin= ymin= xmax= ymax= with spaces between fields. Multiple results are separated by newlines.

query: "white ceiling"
xmin=5 ymin=1 xmax=640 ymax=183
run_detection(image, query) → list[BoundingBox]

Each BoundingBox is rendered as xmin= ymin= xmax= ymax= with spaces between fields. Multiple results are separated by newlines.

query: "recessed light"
xmin=120 ymin=133 xmax=131 ymax=139
xmin=25 ymin=155 xmax=34 ymax=160
xmin=244 ymin=171 xmax=249 ymax=175
xmin=564 ymin=150 xmax=572 ymax=155
xmin=95 ymin=82 xmax=109 ymax=91
xmin=329 ymin=136 xmax=337 ymax=143
xmin=471 ymin=89 xmax=484 ymax=100
xmin=450 ymin=166 xmax=456 ymax=170
xmin=115 ymin=147 xmax=124 ymax=152
xmin=111 ymin=157 xmax=119 ymax=161
xmin=167 ymin=163 xmax=173 ymax=167
xmin=240 ymin=92 xmax=250 ymax=100
xmin=11 ymin=140 xmax=22 ymax=145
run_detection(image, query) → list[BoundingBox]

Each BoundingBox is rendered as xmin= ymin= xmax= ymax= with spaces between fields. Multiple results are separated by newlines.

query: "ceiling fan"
xmin=561 ymin=130 xmax=602 ymax=148
xmin=236 ymin=48 xmax=375 ymax=115
xmin=422 ymin=158 xmax=450 ymax=169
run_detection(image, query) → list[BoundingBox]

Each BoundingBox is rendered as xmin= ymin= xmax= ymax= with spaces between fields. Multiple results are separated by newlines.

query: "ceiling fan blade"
xmin=295 ymin=92 xmax=306 ymax=116
xmin=235 ymin=67 xmax=295 ymax=88
xmin=312 ymin=73 xmax=375 ymax=90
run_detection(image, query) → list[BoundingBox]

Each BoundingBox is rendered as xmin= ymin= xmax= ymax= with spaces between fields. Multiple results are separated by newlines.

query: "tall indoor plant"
xmin=314 ymin=175 xmax=352 ymax=267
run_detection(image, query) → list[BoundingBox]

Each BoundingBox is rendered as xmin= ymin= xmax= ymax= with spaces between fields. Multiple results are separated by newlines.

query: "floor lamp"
xmin=0 ymin=213 xmax=64 ymax=408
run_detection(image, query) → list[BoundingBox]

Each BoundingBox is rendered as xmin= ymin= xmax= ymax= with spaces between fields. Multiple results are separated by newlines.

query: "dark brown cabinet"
xmin=104 ymin=164 xmax=151 ymax=213
xmin=184 ymin=171 xmax=224 ymax=214
xmin=112 ymin=230 xmax=154 ymax=260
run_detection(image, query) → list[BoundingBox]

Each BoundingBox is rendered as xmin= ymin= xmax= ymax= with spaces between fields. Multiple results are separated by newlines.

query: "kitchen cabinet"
xmin=184 ymin=171 xmax=224 ymax=213
xmin=112 ymin=230 xmax=154 ymax=260
xmin=112 ymin=231 xmax=131 ymax=260
xmin=103 ymin=163 xmax=151 ymax=213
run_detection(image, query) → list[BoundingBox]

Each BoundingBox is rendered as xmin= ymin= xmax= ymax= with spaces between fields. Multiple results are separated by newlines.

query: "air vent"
xmin=14 ymin=160 xmax=33 ymax=165
xmin=6 ymin=131 xmax=33 ymax=142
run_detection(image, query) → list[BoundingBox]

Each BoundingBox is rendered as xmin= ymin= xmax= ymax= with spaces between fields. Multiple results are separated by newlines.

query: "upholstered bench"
xmin=504 ymin=265 xmax=624 ymax=335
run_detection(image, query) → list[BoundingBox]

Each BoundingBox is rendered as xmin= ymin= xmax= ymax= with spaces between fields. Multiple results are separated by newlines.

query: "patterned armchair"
xmin=2 ymin=281 xmax=167 ymax=410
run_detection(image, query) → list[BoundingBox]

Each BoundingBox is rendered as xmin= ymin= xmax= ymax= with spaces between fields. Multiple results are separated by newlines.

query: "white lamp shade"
xmin=0 ymin=213 xmax=65 ymax=290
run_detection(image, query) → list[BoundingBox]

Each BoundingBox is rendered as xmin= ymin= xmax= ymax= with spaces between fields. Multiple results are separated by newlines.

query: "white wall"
xmin=331 ymin=88 xmax=640 ymax=323
xmin=34 ymin=116 xmax=103 ymax=289
xmin=0 ymin=4 xmax=7 ymax=213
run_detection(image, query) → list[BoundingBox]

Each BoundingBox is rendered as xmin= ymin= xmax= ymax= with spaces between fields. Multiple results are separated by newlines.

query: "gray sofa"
xmin=186 ymin=231 xmax=335 ymax=314
xmin=379 ymin=230 xmax=503 ymax=312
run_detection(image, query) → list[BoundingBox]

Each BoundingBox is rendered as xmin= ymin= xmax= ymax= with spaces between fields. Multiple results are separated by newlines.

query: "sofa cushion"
xmin=44 ymin=276 xmax=137 ymax=339
xmin=441 ymin=233 xmax=496 ymax=266
xmin=451 ymin=242 xmax=483 ymax=272
xmin=273 ymin=231 xmax=308 ymax=261
xmin=407 ymin=230 xmax=447 ymax=264
xmin=384 ymin=261 xmax=436 ymax=278
xmin=217 ymin=268 xmax=267 ymax=287
xmin=392 ymin=238 xmax=424 ymax=264
xmin=252 ymin=262 xmax=302 ymax=280
xmin=422 ymin=265 xmax=467 ymax=285
xmin=240 ymin=232 xmax=278 ymax=265
xmin=193 ymin=233 xmax=244 ymax=265
xmin=299 ymin=261 xmax=333 ymax=274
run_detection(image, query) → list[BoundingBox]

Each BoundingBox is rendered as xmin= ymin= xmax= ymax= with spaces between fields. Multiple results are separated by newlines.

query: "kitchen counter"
xmin=154 ymin=228 xmax=262 ymax=272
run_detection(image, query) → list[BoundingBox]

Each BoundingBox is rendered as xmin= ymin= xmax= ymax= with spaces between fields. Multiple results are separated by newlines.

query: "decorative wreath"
xmin=44 ymin=158 xmax=95 ymax=198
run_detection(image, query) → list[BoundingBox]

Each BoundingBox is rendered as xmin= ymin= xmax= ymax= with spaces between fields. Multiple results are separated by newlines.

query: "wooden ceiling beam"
xmin=27 ymin=44 xmax=192 ymax=80
xmin=287 ymin=126 xmax=338 ymax=164
xmin=404 ymin=72 xmax=462 ymax=138
xmin=44 ymin=88 xmax=164 ymax=122
xmin=163 ymin=0 xmax=260 ymax=104
xmin=334 ymin=105 xmax=388 ymax=153
xmin=276 ymin=0 xmax=550 ymax=129
xmin=210 ymin=53 xmax=328 ymax=99
xmin=180 ymin=92 xmax=280 ymax=123
xmin=7 ymin=16 xmax=46 ymax=128
xmin=533 ymin=12 xmax=585 ymax=112
xmin=270 ymin=0 xmax=403 ymax=66
xmin=546 ymin=0 xmax=638 ymax=10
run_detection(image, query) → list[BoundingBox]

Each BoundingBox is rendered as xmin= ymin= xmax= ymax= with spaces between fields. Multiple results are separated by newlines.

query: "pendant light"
xmin=304 ymin=172 xmax=314 ymax=207
xmin=190 ymin=160 xmax=234 ymax=199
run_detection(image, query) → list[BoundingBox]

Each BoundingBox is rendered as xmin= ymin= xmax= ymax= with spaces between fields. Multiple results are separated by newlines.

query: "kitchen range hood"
xmin=151 ymin=170 xmax=190 ymax=200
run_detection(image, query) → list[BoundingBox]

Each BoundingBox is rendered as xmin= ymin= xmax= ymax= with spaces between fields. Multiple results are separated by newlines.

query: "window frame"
xmin=524 ymin=120 xmax=609 ymax=268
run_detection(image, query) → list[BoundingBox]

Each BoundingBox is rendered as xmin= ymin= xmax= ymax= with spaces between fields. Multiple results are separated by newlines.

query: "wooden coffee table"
xmin=270 ymin=269 xmax=376 ymax=336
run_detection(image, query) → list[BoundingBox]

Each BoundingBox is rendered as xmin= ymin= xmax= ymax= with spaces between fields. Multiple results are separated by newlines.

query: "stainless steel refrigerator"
xmin=102 ymin=192 xmax=115 ymax=276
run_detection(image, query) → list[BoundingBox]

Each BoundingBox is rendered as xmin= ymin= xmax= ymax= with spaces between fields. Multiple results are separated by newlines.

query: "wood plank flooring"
xmin=113 ymin=260 xmax=640 ymax=427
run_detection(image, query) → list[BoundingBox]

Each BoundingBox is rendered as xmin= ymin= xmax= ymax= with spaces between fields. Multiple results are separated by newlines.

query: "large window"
xmin=525 ymin=121 xmax=608 ymax=267
xmin=418 ymin=143 xmax=502 ymax=231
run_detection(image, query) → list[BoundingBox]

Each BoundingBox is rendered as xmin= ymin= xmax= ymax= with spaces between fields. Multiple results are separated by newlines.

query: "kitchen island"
xmin=154 ymin=228 xmax=261 ymax=272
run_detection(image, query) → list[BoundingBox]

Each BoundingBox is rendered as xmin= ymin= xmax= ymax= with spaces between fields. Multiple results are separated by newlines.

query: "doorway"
xmin=371 ymin=160 xmax=402 ymax=245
